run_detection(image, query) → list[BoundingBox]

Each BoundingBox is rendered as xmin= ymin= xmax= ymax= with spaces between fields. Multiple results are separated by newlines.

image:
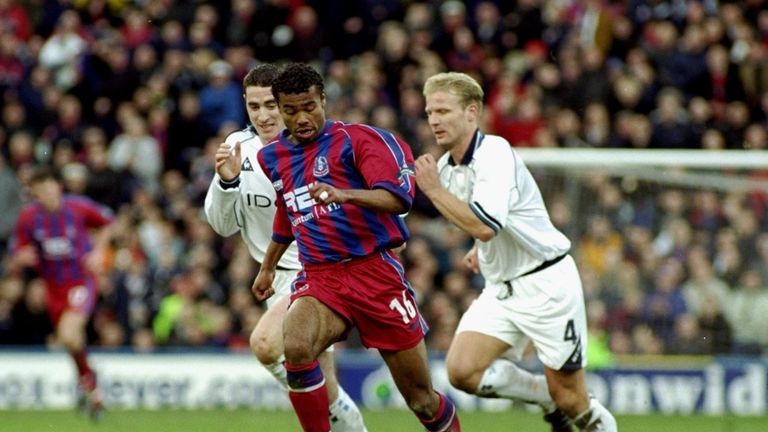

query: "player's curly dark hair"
xmin=243 ymin=64 xmax=280 ymax=89
xmin=271 ymin=63 xmax=325 ymax=100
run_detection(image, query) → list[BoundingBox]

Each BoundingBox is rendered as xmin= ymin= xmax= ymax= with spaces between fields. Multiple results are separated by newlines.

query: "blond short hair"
xmin=423 ymin=72 xmax=484 ymax=110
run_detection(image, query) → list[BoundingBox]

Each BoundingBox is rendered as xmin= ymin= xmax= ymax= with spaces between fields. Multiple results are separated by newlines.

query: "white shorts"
xmin=265 ymin=268 xmax=300 ymax=309
xmin=455 ymin=255 xmax=587 ymax=370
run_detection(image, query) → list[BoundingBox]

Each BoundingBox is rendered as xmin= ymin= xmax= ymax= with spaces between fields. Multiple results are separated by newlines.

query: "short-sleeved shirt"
xmin=437 ymin=130 xmax=570 ymax=283
xmin=258 ymin=120 xmax=415 ymax=264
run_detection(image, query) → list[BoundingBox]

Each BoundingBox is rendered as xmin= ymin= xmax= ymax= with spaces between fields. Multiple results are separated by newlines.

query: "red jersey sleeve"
xmin=10 ymin=207 xmax=34 ymax=252
xmin=271 ymin=190 xmax=294 ymax=244
xmin=69 ymin=196 xmax=115 ymax=228
xmin=350 ymin=125 xmax=416 ymax=208
xmin=258 ymin=148 xmax=294 ymax=244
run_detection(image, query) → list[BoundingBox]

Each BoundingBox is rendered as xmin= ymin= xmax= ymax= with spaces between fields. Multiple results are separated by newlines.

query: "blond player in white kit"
xmin=204 ymin=64 xmax=366 ymax=431
xmin=414 ymin=72 xmax=617 ymax=432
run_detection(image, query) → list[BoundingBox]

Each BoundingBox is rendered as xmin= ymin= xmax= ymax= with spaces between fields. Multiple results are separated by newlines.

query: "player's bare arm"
xmin=215 ymin=141 xmax=242 ymax=181
xmin=414 ymin=154 xmax=495 ymax=241
xmin=309 ymin=183 xmax=408 ymax=214
xmin=6 ymin=245 xmax=39 ymax=272
xmin=251 ymin=240 xmax=291 ymax=301
xmin=83 ymin=223 xmax=115 ymax=274
xmin=462 ymin=244 xmax=480 ymax=273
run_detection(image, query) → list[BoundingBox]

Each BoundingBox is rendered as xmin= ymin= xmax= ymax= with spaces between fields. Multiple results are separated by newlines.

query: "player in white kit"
xmin=414 ymin=72 xmax=617 ymax=432
xmin=204 ymin=64 xmax=366 ymax=431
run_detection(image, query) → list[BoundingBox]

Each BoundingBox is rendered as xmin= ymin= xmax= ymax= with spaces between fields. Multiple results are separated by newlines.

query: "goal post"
xmin=513 ymin=148 xmax=768 ymax=356
xmin=516 ymin=148 xmax=768 ymax=193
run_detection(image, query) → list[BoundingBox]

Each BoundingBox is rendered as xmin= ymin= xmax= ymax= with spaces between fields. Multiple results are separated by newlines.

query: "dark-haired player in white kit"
xmin=415 ymin=72 xmax=618 ymax=432
xmin=204 ymin=64 xmax=366 ymax=431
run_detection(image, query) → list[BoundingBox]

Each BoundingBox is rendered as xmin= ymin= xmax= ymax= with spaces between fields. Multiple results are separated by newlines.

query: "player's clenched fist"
xmin=414 ymin=154 xmax=441 ymax=196
xmin=251 ymin=268 xmax=276 ymax=302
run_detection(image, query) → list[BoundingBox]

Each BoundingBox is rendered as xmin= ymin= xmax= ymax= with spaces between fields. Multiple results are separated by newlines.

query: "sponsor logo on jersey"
xmin=241 ymin=157 xmax=254 ymax=171
xmin=272 ymin=179 xmax=283 ymax=191
xmin=244 ymin=193 xmax=272 ymax=208
xmin=283 ymin=181 xmax=341 ymax=226
xmin=313 ymin=156 xmax=329 ymax=177
xmin=284 ymin=183 xmax=316 ymax=212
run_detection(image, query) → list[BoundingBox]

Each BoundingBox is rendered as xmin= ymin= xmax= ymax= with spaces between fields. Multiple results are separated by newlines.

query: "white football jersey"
xmin=437 ymin=130 xmax=570 ymax=283
xmin=204 ymin=126 xmax=300 ymax=270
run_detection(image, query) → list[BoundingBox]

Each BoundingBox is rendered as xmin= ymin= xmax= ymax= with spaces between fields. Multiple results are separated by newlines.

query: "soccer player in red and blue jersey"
xmin=252 ymin=63 xmax=461 ymax=432
xmin=8 ymin=166 xmax=114 ymax=420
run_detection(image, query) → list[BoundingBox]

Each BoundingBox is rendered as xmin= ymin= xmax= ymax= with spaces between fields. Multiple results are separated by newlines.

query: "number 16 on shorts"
xmin=390 ymin=289 xmax=417 ymax=324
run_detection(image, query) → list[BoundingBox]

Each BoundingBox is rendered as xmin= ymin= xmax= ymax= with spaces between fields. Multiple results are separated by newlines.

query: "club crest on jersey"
xmin=241 ymin=157 xmax=254 ymax=171
xmin=313 ymin=156 xmax=329 ymax=177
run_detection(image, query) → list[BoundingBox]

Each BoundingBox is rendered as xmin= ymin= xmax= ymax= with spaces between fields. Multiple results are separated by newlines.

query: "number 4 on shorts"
xmin=563 ymin=319 xmax=577 ymax=344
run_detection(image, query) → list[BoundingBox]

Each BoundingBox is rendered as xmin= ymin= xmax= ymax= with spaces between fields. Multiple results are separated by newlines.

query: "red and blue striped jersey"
xmin=257 ymin=120 xmax=415 ymax=264
xmin=11 ymin=195 xmax=114 ymax=284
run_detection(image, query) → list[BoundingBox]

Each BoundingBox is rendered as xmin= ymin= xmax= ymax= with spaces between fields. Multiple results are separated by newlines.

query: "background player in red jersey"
xmin=253 ymin=63 xmax=460 ymax=432
xmin=8 ymin=166 xmax=114 ymax=420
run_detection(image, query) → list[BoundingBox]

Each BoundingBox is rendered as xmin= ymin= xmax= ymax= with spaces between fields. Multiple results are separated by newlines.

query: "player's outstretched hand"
xmin=251 ymin=268 xmax=276 ymax=302
xmin=215 ymin=141 xmax=242 ymax=181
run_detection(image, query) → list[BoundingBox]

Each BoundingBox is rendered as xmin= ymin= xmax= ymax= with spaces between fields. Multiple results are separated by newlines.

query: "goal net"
xmin=515 ymin=148 xmax=768 ymax=356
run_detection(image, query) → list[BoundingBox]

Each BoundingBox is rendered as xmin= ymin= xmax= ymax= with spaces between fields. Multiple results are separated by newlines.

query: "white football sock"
xmin=328 ymin=385 xmax=367 ymax=432
xmin=262 ymin=355 xmax=289 ymax=390
xmin=475 ymin=359 xmax=555 ymax=411
xmin=573 ymin=396 xmax=617 ymax=432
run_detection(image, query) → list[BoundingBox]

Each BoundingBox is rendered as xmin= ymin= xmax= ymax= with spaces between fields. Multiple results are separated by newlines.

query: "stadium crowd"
xmin=1 ymin=0 xmax=768 ymax=362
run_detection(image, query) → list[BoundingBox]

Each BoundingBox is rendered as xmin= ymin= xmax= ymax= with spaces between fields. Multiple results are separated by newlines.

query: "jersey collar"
xmin=448 ymin=129 xmax=483 ymax=166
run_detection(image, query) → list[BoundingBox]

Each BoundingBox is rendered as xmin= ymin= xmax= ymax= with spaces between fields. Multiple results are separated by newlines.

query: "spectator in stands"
xmin=649 ymin=87 xmax=694 ymax=149
xmin=37 ymin=10 xmax=87 ymax=91
xmin=724 ymin=269 xmax=768 ymax=355
xmin=643 ymin=257 xmax=689 ymax=347
xmin=107 ymin=115 xmax=162 ymax=195
xmin=0 ymin=154 xmax=22 ymax=249
xmin=199 ymin=60 xmax=245 ymax=136
xmin=681 ymin=246 xmax=730 ymax=318
xmin=697 ymin=295 xmax=733 ymax=354
xmin=0 ymin=0 xmax=31 ymax=42
xmin=83 ymin=127 xmax=129 ymax=211
xmin=669 ymin=314 xmax=708 ymax=355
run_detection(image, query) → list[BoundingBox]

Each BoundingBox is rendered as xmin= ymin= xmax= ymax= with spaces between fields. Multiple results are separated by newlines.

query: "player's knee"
xmin=446 ymin=361 xmax=478 ymax=394
xmin=249 ymin=329 xmax=281 ymax=364
xmin=57 ymin=329 xmax=83 ymax=351
xmin=282 ymin=335 xmax=316 ymax=364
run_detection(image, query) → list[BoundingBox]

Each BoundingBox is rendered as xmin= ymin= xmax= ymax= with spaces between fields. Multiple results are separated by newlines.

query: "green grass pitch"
xmin=1 ymin=409 xmax=766 ymax=432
